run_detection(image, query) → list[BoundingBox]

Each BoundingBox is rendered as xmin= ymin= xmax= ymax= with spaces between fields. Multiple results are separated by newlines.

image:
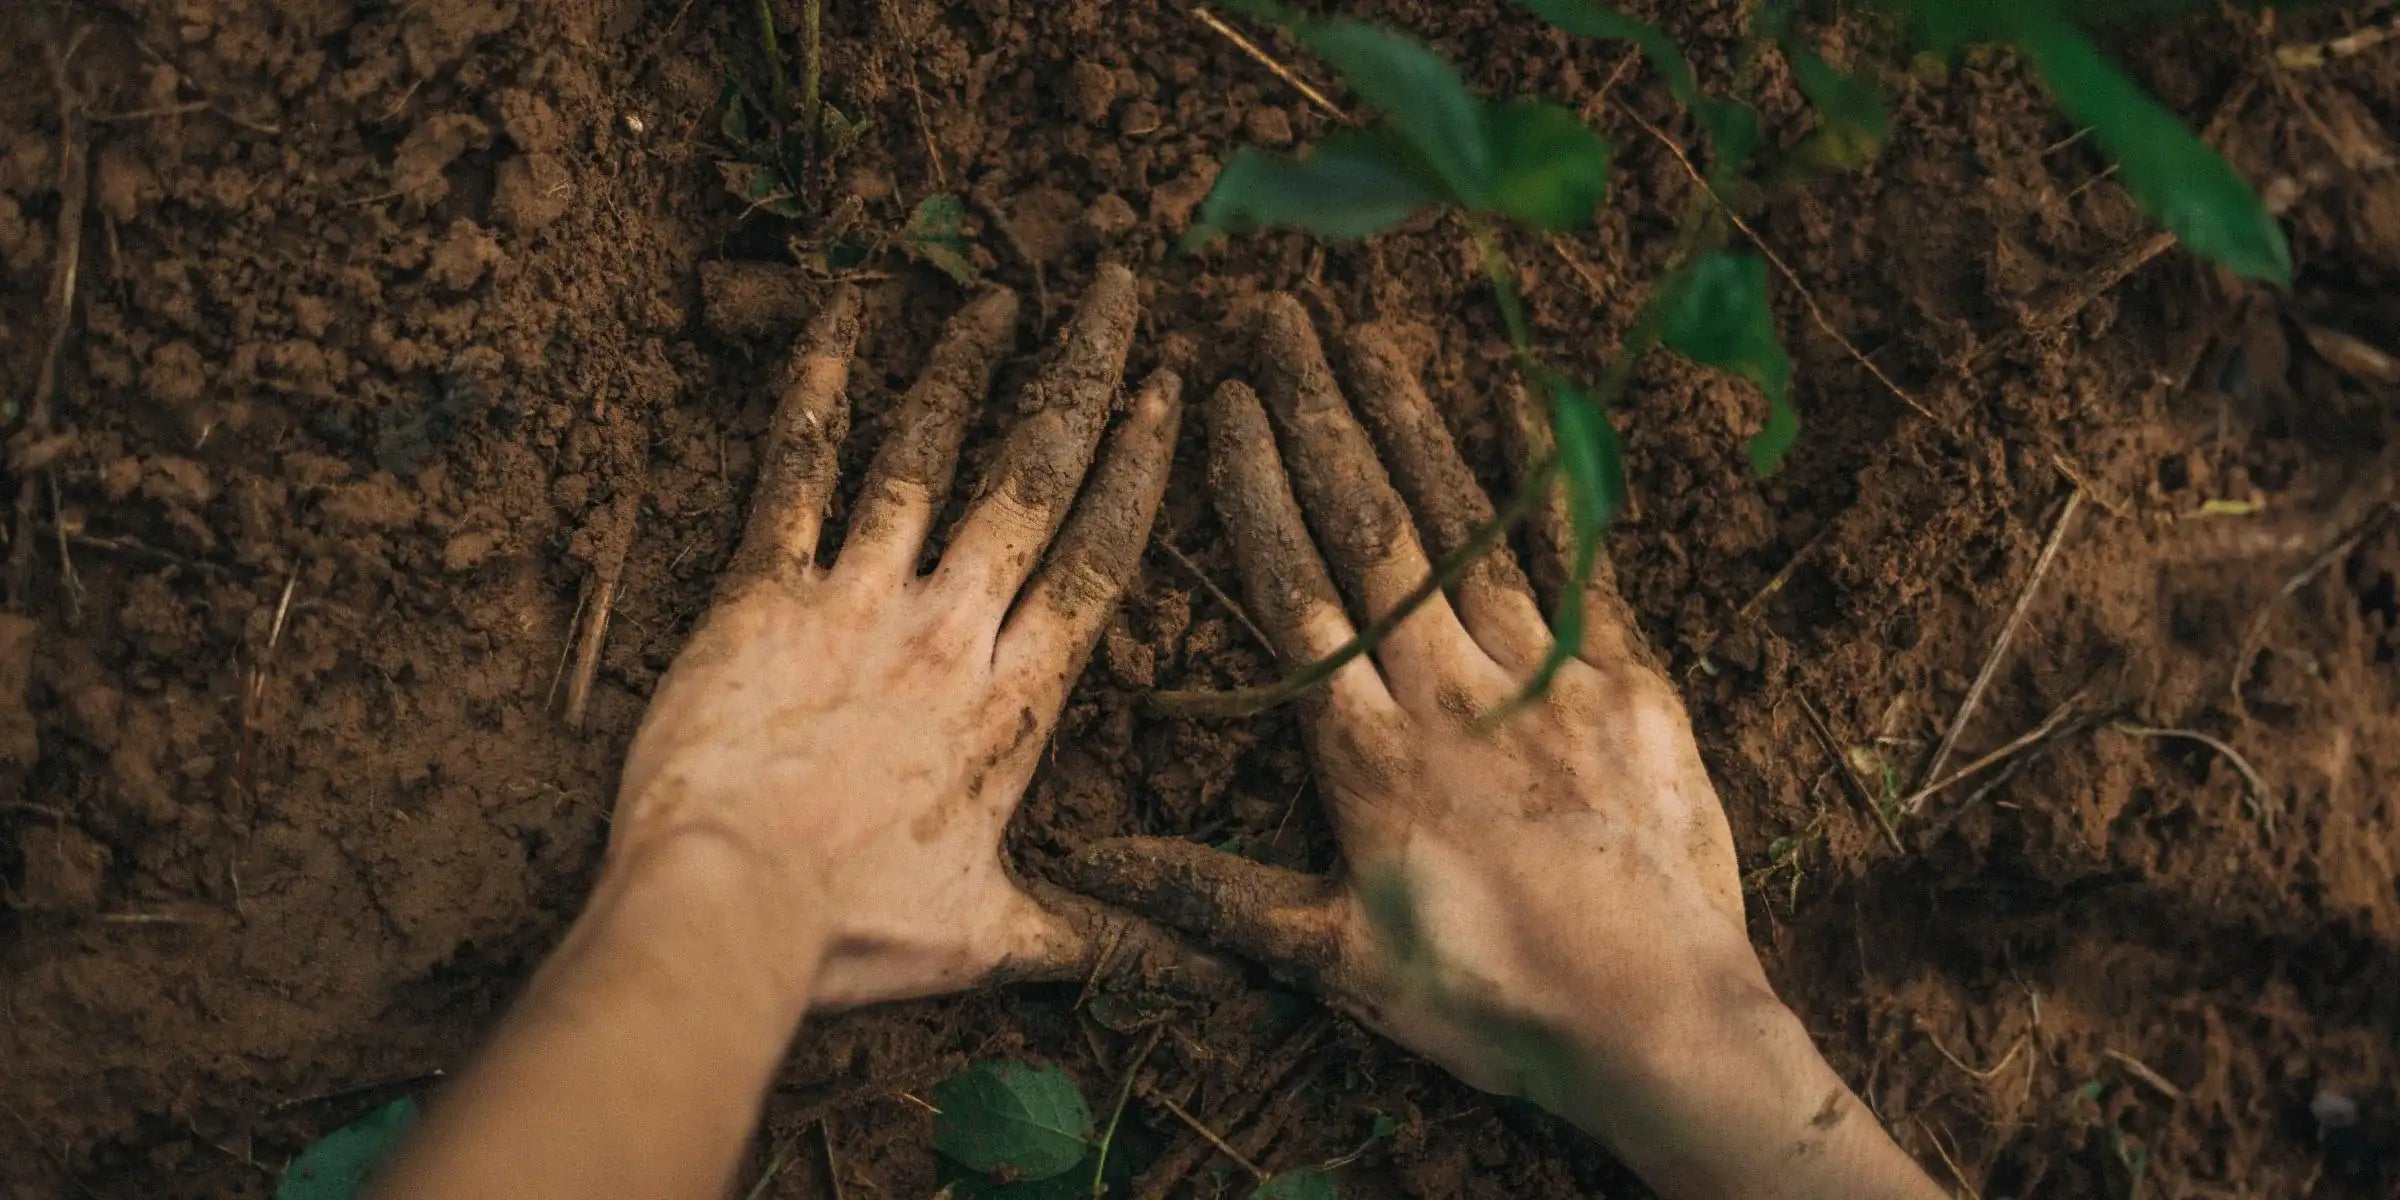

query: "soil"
xmin=2 ymin=0 xmax=2397 ymax=1196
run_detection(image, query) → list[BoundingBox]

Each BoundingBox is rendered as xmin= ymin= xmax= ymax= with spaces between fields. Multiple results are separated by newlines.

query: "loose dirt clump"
xmin=2 ymin=1 xmax=2396 ymax=1196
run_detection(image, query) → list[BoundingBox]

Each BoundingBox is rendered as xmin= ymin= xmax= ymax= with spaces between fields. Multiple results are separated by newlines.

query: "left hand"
xmin=612 ymin=265 xmax=1200 ymax=1009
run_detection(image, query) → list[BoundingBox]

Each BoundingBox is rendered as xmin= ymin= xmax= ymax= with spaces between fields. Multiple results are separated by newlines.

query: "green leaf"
xmin=902 ymin=192 xmax=979 ymax=285
xmin=1698 ymin=99 xmax=1762 ymax=192
xmin=1783 ymin=41 xmax=1887 ymax=165
xmin=1194 ymin=127 xmax=1446 ymax=242
xmin=1507 ymin=369 xmax=1627 ymax=702
xmin=932 ymin=1061 xmax=1095 ymax=1182
xmin=1654 ymin=251 xmax=1797 ymax=476
xmin=1509 ymin=0 xmax=1699 ymax=101
xmin=1253 ymin=1167 xmax=1341 ymax=1200
xmin=1480 ymin=100 xmax=1612 ymax=231
xmin=1286 ymin=18 xmax=1493 ymax=207
xmin=277 ymin=1099 xmax=419 ymax=1200
xmin=1999 ymin=5 xmax=2290 ymax=286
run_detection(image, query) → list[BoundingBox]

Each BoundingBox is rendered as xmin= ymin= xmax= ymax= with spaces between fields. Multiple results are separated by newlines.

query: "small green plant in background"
xmin=1173 ymin=0 xmax=2289 ymax=714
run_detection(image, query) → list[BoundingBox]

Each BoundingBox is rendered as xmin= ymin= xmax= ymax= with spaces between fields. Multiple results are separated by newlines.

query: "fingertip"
xmin=803 ymin=281 xmax=865 ymax=355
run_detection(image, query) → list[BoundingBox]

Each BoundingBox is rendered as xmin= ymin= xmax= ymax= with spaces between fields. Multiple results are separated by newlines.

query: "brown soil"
xmin=3 ymin=0 xmax=2397 ymax=1196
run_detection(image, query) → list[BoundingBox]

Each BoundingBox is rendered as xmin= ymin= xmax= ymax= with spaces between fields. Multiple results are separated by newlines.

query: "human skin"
xmin=371 ymin=275 xmax=1943 ymax=1200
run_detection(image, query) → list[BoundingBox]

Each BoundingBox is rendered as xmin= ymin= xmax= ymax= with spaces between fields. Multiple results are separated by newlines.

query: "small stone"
xmin=1083 ymin=192 xmax=1138 ymax=240
xmin=1068 ymin=60 xmax=1116 ymax=125
xmin=2312 ymin=1091 xmax=2359 ymax=1129
xmin=1118 ymin=100 xmax=1163 ymax=138
xmin=1244 ymin=105 xmax=1294 ymax=146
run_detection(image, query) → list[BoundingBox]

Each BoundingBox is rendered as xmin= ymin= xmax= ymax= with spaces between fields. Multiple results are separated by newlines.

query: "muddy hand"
xmin=1071 ymin=298 xmax=1941 ymax=1199
xmin=614 ymin=266 xmax=1219 ymax=1010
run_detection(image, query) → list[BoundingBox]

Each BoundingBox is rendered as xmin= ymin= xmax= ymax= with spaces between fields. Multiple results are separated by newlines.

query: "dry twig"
xmin=1913 ymin=489 xmax=2082 ymax=806
xmin=1900 ymin=688 xmax=2093 ymax=815
xmin=1161 ymin=540 xmax=1275 ymax=657
xmin=12 ymin=28 xmax=93 ymax=613
xmin=2232 ymin=503 xmax=2395 ymax=713
xmin=2276 ymin=12 xmax=2400 ymax=68
xmin=1795 ymin=693 xmax=1906 ymax=854
xmin=2103 ymin=1048 xmax=2187 ymax=1101
xmin=2111 ymin=723 xmax=2272 ymax=834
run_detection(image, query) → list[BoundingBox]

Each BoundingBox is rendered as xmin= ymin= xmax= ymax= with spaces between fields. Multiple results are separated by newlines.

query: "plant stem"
xmin=1470 ymin=221 xmax=1532 ymax=355
xmin=754 ymin=0 xmax=791 ymax=115
xmin=1089 ymin=1027 xmax=1163 ymax=1196
xmin=801 ymin=0 xmax=823 ymax=157
xmin=1151 ymin=454 xmax=1562 ymax=719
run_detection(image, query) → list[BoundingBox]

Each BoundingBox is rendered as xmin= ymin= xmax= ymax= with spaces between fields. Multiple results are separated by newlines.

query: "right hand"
xmin=1072 ymin=297 xmax=1944 ymax=1199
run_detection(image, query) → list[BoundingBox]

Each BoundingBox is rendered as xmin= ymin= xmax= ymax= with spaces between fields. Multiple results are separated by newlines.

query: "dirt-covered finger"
xmin=1340 ymin=324 xmax=1549 ymax=671
xmin=728 ymin=285 xmax=863 ymax=583
xmin=993 ymin=880 xmax=1246 ymax=998
xmin=1252 ymin=296 xmax=1475 ymax=680
xmin=1208 ymin=380 xmax=1395 ymax=716
xmin=940 ymin=263 xmax=1139 ymax=605
xmin=1000 ymin=369 xmax=1182 ymax=700
xmin=1498 ymin=380 xmax=1641 ymax=669
xmin=1065 ymin=837 xmax=1350 ymax=997
xmin=837 ymin=287 xmax=1020 ymax=579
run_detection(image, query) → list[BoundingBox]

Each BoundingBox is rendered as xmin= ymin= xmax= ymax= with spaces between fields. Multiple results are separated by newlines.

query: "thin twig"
xmin=2232 ymin=503 xmax=2394 ymax=712
xmin=820 ymin=1120 xmax=847 ymax=1200
xmin=2110 ymin=724 xmax=2271 ymax=833
xmin=565 ymin=488 xmax=641 ymax=729
xmin=1795 ymin=693 xmax=1906 ymax=853
xmin=12 ymin=28 xmax=92 ymax=612
xmin=2103 ymin=1048 xmax=2186 ymax=1101
xmin=1623 ymin=108 xmax=1951 ymax=435
xmin=1925 ymin=1031 xmax=2026 ymax=1082
xmin=1917 ymin=1119 xmax=1983 ymax=1200
xmin=269 ymin=1068 xmax=446 ymax=1113
xmin=877 ymin=0 xmax=947 ymax=193
xmin=1913 ymin=490 xmax=2082 ymax=805
xmin=1161 ymin=541 xmax=1274 ymax=657
xmin=1193 ymin=6 xmax=1347 ymax=120
xmin=2275 ymin=12 xmax=2400 ymax=68
xmin=1898 ymin=688 xmax=2092 ymax=815
xmin=1148 ymin=1091 xmax=1266 ymax=1180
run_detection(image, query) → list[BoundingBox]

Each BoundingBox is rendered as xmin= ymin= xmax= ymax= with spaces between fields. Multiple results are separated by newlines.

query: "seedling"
xmin=1172 ymin=0 xmax=2289 ymax=714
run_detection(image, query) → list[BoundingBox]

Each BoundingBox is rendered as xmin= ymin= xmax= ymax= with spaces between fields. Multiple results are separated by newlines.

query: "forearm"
xmin=1546 ymin=967 xmax=1945 ymax=1200
xmin=373 ymin=831 xmax=827 ymax=1200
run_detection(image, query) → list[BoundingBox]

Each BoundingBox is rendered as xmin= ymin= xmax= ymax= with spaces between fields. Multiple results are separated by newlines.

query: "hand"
xmin=1072 ymin=298 xmax=1942 ymax=1199
xmin=613 ymin=266 xmax=1204 ymax=1010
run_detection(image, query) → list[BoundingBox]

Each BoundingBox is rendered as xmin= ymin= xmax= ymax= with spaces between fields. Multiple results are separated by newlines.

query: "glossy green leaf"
xmin=1783 ymin=41 xmax=1887 ymax=162
xmin=277 ymin=1098 xmax=419 ymax=1200
xmin=1286 ymin=18 xmax=1493 ymax=208
xmin=932 ymin=1061 xmax=1095 ymax=1182
xmin=1654 ymin=252 xmax=1798 ymax=475
xmin=1509 ymin=0 xmax=1698 ymax=101
xmin=1481 ymin=100 xmax=1613 ymax=231
xmin=2000 ymin=5 xmax=2290 ymax=286
xmin=1253 ymin=1167 xmax=1341 ymax=1200
xmin=1193 ymin=127 xmax=1446 ymax=242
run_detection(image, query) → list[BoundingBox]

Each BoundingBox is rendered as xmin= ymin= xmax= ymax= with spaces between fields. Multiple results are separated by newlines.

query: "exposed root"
xmin=11 ymin=27 xmax=93 ymax=614
xmin=2111 ymin=723 xmax=2273 ymax=837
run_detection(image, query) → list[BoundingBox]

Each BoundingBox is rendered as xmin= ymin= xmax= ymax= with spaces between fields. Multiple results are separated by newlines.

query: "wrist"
xmin=550 ymin=823 xmax=832 ymax=1048
xmin=1547 ymin=976 xmax=1942 ymax=1200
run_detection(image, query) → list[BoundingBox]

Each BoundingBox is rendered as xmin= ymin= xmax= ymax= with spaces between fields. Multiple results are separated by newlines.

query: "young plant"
xmin=1173 ymin=0 xmax=2288 ymax=714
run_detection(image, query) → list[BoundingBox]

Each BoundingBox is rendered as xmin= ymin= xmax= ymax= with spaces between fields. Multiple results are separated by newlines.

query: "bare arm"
xmin=1073 ymin=297 xmax=1945 ymax=1200
xmin=373 ymin=269 xmax=1189 ymax=1200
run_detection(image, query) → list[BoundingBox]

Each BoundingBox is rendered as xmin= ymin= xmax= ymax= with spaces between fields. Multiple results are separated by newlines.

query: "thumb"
xmin=994 ymin=879 xmax=1247 ymax=998
xmin=1064 ymin=837 xmax=1353 ymax=998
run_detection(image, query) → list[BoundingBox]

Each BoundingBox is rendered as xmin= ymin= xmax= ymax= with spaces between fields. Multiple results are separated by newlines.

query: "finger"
xmin=1252 ymin=296 xmax=1476 ymax=681
xmin=1497 ymin=380 xmax=1643 ymax=669
xmin=939 ymin=263 xmax=1139 ymax=607
xmin=1338 ymin=324 xmax=1551 ymax=672
xmin=1065 ymin=836 xmax=1350 ymax=997
xmin=836 ymin=287 xmax=1021 ymax=579
xmin=728 ymin=284 xmax=863 ymax=583
xmin=1209 ymin=381 xmax=1396 ymax=717
xmin=998 ymin=369 xmax=1183 ymax=704
xmin=992 ymin=880 xmax=1246 ymax=998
